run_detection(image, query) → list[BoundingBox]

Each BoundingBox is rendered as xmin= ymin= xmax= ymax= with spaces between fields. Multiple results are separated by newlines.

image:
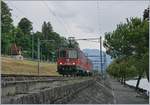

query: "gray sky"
xmin=5 ymin=0 xmax=149 ymax=50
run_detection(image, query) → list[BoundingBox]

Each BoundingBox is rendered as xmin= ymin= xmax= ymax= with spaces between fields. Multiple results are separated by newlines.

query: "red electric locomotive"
xmin=57 ymin=48 xmax=93 ymax=76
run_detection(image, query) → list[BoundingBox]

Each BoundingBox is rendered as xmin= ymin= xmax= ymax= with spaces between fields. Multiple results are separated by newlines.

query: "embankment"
xmin=2 ymin=76 xmax=114 ymax=104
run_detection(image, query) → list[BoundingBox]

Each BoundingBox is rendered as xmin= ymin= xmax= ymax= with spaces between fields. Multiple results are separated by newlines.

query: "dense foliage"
xmin=1 ymin=1 xmax=79 ymax=61
xmin=1 ymin=1 xmax=14 ymax=55
xmin=104 ymin=7 xmax=149 ymax=88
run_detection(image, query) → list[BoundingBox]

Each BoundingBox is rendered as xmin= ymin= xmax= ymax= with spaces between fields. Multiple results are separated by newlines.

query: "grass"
xmin=1 ymin=57 xmax=60 ymax=76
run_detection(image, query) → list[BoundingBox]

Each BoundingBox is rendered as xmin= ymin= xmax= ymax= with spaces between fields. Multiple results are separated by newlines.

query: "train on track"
xmin=57 ymin=48 xmax=93 ymax=76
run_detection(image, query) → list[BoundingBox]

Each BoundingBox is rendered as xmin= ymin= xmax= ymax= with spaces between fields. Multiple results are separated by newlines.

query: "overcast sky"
xmin=5 ymin=0 xmax=149 ymax=50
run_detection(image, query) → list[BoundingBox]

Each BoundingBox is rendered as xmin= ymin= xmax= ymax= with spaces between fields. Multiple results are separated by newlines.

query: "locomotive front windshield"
xmin=60 ymin=50 xmax=66 ymax=57
xmin=59 ymin=49 xmax=77 ymax=58
xmin=68 ymin=50 xmax=77 ymax=58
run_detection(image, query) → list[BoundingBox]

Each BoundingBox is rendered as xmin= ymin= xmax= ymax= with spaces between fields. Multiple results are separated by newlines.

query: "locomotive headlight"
xmin=59 ymin=62 xmax=62 ymax=65
xmin=72 ymin=62 xmax=75 ymax=65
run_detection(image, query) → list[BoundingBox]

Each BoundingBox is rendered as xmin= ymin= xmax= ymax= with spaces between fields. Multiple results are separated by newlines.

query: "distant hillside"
xmin=82 ymin=49 xmax=112 ymax=71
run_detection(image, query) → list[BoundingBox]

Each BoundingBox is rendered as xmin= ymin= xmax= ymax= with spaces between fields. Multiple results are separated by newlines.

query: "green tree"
xmin=18 ymin=17 xmax=33 ymax=35
xmin=41 ymin=21 xmax=54 ymax=61
xmin=1 ymin=1 xmax=13 ymax=33
xmin=143 ymin=7 xmax=149 ymax=20
xmin=104 ymin=15 xmax=149 ymax=89
xmin=1 ymin=1 xmax=14 ymax=55
xmin=142 ymin=52 xmax=149 ymax=81
xmin=107 ymin=56 xmax=138 ymax=84
xmin=32 ymin=31 xmax=43 ymax=59
xmin=40 ymin=21 xmax=72 ymax=61
xmin=17 ymin=17 xmax=33 ymax=57
xmin=42 ymin=21 xmax=53 ymax=39
xmin=15 ymin=27 xmax=31 ymax=52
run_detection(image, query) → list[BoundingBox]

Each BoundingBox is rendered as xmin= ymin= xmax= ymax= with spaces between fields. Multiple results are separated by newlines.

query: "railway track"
xmin=1 ymin=74 xmax=63 ymax=82
xmin=1 ymin=74 xmax=89 ymax=83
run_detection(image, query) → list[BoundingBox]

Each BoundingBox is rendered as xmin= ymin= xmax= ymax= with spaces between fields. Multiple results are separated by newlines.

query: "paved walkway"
xmin=108 ymin=76 xmax=149 ymax=104
xmin=65 ymin=76 xmax=149 ymax=104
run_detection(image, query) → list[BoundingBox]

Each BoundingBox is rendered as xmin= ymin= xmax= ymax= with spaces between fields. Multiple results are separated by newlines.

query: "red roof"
xmin=11 ymin=43 xmax=21 ymax=55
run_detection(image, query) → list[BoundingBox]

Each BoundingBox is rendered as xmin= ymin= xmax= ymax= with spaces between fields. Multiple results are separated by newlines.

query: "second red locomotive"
xmin=57 ymin=48 xmax=93 ymax=76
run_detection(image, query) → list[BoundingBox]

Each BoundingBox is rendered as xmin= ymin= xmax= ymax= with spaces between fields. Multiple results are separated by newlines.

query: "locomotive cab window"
xmin=68 ymin=50 xmax=77 ymax=58
xmin=60 ymin=50 xmax=66 ymax=58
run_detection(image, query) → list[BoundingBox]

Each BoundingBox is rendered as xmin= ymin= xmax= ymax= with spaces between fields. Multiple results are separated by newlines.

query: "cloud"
xmin=76 ymin=25 xmax=96 ymax=33
xmin=6 ymin=1 xmax=149 ymax=50
xmin=51 ymin=5 xmax=78 ymax=18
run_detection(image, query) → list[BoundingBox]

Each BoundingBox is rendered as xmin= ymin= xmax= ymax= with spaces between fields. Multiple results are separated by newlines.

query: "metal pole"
xmin=100 ymin=36 xmax=103 ymax=76
xmin=105 ymin=53 xmax=107 ymax=70
xmin=32 ymin=34 xmax=34 ymax=59
xmin=37 ymin=38 xmax=40 ymax=76
xmin=103 ymin=53 xmax=106 ymax=79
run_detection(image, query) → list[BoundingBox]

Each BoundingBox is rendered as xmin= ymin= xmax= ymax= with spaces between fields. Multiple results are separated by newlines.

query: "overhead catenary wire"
xmin=8 ymin=1 xmax=40 ymax=27
xmin=8 ymin=1 xmax=40 ymax=59
xmin=61 ymin=16 xmax=73 ymax=37
xmin=97 ymin=0 xmax=101 ymax=35
xmin=75 ymin=37 xmax=99 ymax=40
xmin=42 ymin=1 xmax=70 ymax=36
xmin=96 ymin=0 xmax=104 ymax=74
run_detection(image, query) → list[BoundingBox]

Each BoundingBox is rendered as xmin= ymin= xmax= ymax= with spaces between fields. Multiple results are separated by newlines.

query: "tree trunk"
xmin=123 ymin=74 xmax=126 ymax=85
xmin=136 ymin=75 xmax=142 ymax=90
xmin=121 ymin=76 xmax=123 ymax=84
xmin=146 ymin=70 xmax=149 ymax=82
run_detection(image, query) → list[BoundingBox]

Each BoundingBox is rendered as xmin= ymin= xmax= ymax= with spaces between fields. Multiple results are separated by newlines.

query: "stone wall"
xmin=2 ymin=79 xmax=94 ymax=104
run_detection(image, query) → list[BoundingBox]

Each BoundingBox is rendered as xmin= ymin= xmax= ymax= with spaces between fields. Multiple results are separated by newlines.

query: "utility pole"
xmin=32 ymin=33 xmax=34 ymax=59
xmin=103 ymin=53 xmax=107 ymax=79
xmin=104 ymin=53 xmax=106 ymax=70
xmin=37 ymin=39 xmax=54 ymax=76
xmin=99 ymin=36 xmax=103 ymax=76
xmin=37 ymin=38 xmax=40 ymax=76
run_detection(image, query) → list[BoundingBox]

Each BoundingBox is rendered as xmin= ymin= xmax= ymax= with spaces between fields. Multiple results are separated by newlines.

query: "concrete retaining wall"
xmin=2 ymin=79 xmax=94 ymax=104
xmin=1 ymin=74 xmax=62 ymax=81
